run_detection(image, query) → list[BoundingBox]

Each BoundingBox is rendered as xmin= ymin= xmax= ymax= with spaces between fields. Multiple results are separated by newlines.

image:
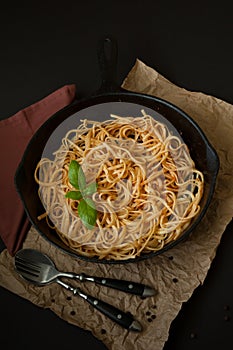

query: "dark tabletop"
xmin=1 ymin=1 xmax=233 ymax=349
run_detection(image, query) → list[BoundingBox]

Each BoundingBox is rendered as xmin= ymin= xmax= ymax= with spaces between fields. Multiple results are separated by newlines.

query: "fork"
xmin=14 ymin=249 xmax=143 ymax=331
xmin=14 ymin=249 xmax=155 ymax=297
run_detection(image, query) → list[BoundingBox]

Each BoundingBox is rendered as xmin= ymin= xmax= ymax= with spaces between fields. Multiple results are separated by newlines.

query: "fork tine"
xmin=15 ymin=262 xmax=40 ymax=276
xmin=15 ymin=256 xmax=42 ymax=271
xmin=15 ymin=265 xmax=40 ymax=281
xmin=15 ymin=257 xmax=41 ymax=272
xmin=15 ymin=257 xmax=41 ymax=278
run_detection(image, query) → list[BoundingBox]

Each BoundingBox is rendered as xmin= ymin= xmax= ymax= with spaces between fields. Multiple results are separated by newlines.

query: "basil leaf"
xmin=77 ymin=165 xmax=86 ymax=191
xmin=78 ymin=198 xmax=97 ymax=230
xmin=65 ymin=191 xmax=82 ymax=200
xmin=83 ymin=182 xmax=98 ymax=197
xmin=68 ymin=160 xmax=86 ymax=191
xmin=68 ymin=160 xmax=81 ymax=189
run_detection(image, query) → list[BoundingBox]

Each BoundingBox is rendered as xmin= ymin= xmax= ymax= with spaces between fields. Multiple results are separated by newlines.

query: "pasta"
xmin=34 ymin=110 xmax=204 ymax=260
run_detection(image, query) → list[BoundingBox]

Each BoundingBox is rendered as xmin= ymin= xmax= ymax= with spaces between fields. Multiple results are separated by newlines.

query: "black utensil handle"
xmin=85 ymin=294 xmax=138 ymax=331
xmin=58 ymin=279 xmax=141 ymax=331
xmin=97 ymin=36 xmax=119 ymax=93
xmin=93 ymin=276 xmax=145 ymax=296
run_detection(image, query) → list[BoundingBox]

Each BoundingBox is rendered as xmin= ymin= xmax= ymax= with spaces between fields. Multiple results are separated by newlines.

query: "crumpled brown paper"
xmin=1 ymin=59 xmax=233 ymax=350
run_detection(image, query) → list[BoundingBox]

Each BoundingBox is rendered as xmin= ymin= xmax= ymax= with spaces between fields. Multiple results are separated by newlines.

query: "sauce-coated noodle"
xmin=34 ymin=111 xmax=204 ymax=260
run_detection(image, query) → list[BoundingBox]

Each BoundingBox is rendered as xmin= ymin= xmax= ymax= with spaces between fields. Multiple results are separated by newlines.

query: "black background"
xmin=1 ymin=1 xmax=233 ymax=349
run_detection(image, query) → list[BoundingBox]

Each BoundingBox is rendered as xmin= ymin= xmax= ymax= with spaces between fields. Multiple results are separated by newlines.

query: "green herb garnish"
xmin=65 ymin=160 xmax=97 ymax=229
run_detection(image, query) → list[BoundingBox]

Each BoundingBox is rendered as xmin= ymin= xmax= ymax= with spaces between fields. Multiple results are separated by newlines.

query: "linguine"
xmin=34 ymin=110 xmax=204 ymax=260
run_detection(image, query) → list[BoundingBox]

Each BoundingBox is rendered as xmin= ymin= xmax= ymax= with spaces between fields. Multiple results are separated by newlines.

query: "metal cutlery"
xmin=15 ymin=248 xmax=155 ymax=297
xmin=14 ymin=249 xmax=149 ymax=331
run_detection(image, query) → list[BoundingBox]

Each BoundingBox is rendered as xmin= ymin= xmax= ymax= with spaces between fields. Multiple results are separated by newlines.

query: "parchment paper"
xmin=1 ymin=59 xmax=233 ymax=350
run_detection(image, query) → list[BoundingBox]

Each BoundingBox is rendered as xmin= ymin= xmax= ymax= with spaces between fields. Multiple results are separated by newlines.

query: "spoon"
xmin=14 ymin=248 xmax=143 ymax=332
xmin=14 ymin=248 xmax=155 ymax=297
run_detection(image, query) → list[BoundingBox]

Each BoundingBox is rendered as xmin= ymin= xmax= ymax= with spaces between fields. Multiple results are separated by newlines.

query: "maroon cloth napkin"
xmin=0 ymin=84 xmax=76 ymax=256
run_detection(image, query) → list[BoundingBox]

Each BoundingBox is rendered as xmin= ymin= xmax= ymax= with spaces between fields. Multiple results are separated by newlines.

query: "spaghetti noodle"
xmin=34 ymin=111 xmax=204 ymax=260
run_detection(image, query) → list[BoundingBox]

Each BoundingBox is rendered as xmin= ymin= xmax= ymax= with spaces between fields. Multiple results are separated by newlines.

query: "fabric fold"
xmin=0 ymin=84 xmax=76 ymax=255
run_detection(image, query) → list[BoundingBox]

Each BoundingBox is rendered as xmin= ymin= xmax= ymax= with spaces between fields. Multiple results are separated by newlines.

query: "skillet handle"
xmin=97 ymin=36 xmax=121 ymax=93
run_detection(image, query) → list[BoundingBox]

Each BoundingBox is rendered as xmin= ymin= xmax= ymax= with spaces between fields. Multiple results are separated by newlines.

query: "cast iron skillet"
xmin=15 ymin=37 xmax=219 ymax=264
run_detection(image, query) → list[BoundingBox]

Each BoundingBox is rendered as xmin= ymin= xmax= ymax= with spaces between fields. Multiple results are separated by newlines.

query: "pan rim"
xmin=14 ymin=91 xmax=220 ymax=264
